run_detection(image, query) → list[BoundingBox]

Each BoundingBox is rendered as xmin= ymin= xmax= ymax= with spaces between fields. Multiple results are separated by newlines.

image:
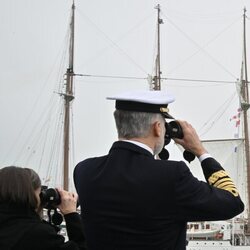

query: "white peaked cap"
xmin=107 ymin=90 xmax=175 ymax=119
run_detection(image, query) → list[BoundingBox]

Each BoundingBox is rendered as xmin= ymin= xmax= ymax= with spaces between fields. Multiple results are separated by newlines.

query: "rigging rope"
xmin=162 ymin=13 xmax=242 ymax=77
xmin=75 ymin=73 xmax=236 ymax=84
xmin=77 ymin=9 xmax=148 ymax=74
xmin=2 ymin=12 xmax=72 ymax=168
xmin=199 ymin=91 xmax=238 ymax=137
xmin=161 ymin=12 xmax=239 ymax=80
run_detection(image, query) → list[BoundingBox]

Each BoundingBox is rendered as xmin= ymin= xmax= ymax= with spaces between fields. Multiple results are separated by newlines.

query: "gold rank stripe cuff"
xmin=208 ymin=170 xmax=239 ymax=197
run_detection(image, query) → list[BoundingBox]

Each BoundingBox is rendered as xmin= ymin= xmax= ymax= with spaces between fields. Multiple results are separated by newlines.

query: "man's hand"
xmin=173 ymin=120 xmax=207 ymax=157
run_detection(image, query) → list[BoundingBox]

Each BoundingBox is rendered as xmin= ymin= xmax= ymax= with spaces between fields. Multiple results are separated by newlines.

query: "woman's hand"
xmin=56 ymin=188 xmax=78 ymax=215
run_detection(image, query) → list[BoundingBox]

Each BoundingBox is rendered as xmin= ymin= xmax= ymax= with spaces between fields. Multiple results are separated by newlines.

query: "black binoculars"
xmin=40 ymin=186 xmax=64 ymax=227
xmin=165 ymin=120 xmax=184 ymax=142
xmin=40 ymin=186 xmax=61 ymax=209
xmin=159 ymin=120 xmax=195 ymax=163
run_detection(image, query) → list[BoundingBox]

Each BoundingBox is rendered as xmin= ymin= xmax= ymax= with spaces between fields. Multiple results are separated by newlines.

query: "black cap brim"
xmin=116 ymin=100 xmax=174 ymax=119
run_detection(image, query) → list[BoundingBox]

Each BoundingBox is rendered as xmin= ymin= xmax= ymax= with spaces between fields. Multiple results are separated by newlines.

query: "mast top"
xmin=151 ymin=3 xmax=163 ymax=90
xmin=155 ymin=4 xmax=160 ymax=9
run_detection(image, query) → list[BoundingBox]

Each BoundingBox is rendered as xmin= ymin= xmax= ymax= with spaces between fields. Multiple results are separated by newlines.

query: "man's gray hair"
xmin=114 ymin=110 xmax=164 ymax=139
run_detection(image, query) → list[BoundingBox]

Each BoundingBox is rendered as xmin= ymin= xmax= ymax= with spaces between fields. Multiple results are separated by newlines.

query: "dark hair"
xmin=0 ymin=166 xmax=41 ymax=209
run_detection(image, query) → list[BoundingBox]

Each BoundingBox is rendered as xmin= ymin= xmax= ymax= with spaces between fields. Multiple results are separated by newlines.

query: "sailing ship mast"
xmin=152 ymin=4 xmax=163 ymax=90
xmin=241 ymin=7 xmax=250 ymax=232
xmin=63 ymin=1 xmax=75 ymax=191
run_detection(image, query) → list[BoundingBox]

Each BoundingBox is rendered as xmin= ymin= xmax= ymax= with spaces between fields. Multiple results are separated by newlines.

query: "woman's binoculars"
xmin=40 ymin=187 xmax=61 ymax=209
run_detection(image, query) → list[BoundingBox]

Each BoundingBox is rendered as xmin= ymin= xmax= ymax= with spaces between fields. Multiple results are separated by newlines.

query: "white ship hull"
xmin=187 ymin=240 xmax=250 ymax=249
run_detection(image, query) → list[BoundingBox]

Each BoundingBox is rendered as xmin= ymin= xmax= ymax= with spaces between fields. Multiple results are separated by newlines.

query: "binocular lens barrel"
xmin=40 ymin=188 xmax=61 ymax=209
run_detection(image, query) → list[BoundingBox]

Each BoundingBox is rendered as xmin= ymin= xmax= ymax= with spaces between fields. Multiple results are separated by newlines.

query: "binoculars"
xmin=159 ymin=121 xmax=195 ymax=163
xmin=40 ymin=186 xmax=61 ymax=209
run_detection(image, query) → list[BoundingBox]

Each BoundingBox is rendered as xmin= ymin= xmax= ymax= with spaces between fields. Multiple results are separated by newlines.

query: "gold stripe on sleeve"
xmin=208 ymin=170 xmax=228 ymax=185
xmin=208 ymin=170 xmax=239 ymax=197
xmin=213 ymin=177 xmax=232 ymax=188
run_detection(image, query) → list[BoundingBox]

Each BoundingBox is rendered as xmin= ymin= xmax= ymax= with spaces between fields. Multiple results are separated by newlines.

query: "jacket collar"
xmin=110 ymin=141 xmax=154 ymax=158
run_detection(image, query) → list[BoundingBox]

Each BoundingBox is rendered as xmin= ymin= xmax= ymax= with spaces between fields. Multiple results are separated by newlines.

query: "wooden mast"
xmin=241 ymin=7 xmax=250 ymax=230
xmin=153 ymin=4 xmax=163 ymax=90
xmin=63 ymin=1 xmax=75 ymax=191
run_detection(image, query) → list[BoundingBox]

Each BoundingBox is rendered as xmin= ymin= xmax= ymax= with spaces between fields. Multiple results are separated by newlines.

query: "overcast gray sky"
xmin=0 ymin=0 xmax=249 ymax=188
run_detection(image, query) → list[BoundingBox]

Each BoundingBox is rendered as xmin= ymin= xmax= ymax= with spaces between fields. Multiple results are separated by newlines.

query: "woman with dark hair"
xmin=0 ymin=166 xmax=87 ymax=250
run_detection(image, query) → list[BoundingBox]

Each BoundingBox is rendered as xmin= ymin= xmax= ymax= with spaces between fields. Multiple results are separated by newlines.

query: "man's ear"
xmin=153 ymin=121 xmax=162 ymax=137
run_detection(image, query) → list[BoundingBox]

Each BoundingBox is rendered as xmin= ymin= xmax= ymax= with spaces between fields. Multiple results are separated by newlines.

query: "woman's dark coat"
xmin=0 ymin=204 xmax=86 ymax=250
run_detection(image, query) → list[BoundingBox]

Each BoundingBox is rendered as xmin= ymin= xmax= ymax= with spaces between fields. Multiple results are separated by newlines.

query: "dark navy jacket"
xmin=74 ymin=141 xmax=244 ymax=250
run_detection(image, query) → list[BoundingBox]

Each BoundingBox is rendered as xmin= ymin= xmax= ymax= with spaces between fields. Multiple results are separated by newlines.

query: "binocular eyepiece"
xmin=40 ymin=186 xmax=61 ymax=209
xmin=165 ymin=121 xmax=184 ymax=142
xmin=159 ymin=120 xmax=195 ymax=163
xmin=40 ymin=186 xmax=63 ymax=227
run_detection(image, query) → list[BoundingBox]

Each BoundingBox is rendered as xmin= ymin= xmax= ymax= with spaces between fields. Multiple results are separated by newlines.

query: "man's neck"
xmin=120 ymin=138 xmax=154 ymax=155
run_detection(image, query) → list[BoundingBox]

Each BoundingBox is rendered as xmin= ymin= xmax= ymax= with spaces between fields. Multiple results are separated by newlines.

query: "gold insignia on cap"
xmin=160 ymin=107 xmax=169 ymax=113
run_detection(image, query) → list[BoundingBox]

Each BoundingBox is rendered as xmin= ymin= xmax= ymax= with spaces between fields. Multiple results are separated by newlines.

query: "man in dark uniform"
xmin=74 ymin=90 xmax=244 ymax=250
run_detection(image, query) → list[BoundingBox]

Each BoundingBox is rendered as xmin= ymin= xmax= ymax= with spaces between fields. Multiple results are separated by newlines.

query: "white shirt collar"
xmin=121 ymin=140 xmax=154 ymax=155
